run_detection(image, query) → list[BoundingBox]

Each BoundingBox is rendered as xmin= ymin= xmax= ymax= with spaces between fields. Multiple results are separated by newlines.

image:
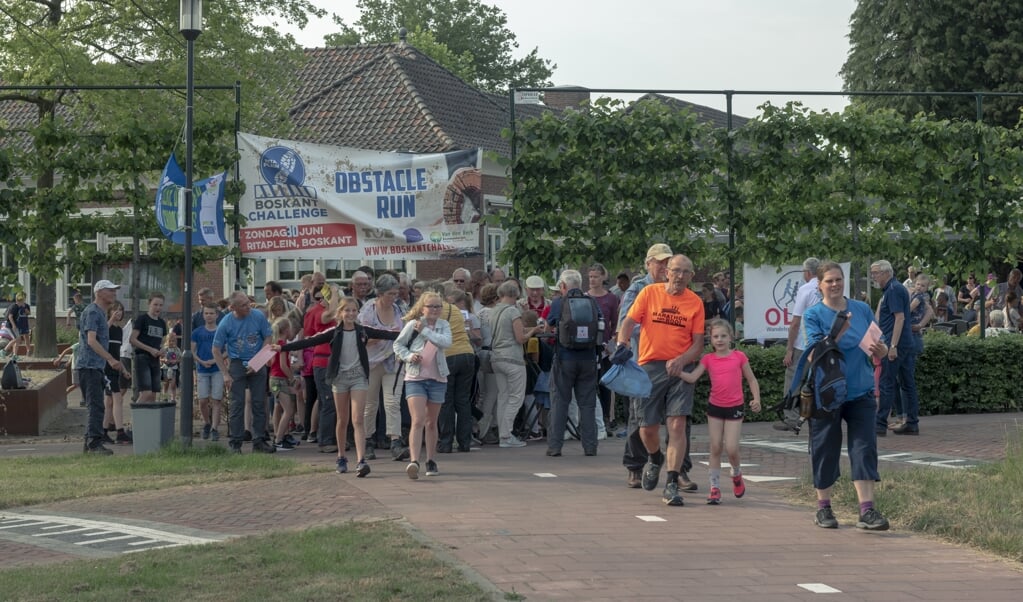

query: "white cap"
xmin=93 ymin=279 xmax=121 ymax=293
xmin=524 ymin=275 xmax=545 ymax=289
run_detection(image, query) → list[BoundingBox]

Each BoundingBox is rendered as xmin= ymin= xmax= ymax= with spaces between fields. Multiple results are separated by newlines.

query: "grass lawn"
xmin=0 ymin=522 xmax=495 ymax=601
xmin=0 ymin=442 xmax=324 ymax=510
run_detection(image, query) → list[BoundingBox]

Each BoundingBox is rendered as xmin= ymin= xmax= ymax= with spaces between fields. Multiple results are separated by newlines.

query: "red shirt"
xmin=303 ymin=303 xmax=335 ymax=369
xmin=270 ymin=339 xmax=291 ymax=378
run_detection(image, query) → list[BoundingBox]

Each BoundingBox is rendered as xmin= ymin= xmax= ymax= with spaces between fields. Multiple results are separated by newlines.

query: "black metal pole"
xmin=180 ymin=31 xmax=199 ymax=445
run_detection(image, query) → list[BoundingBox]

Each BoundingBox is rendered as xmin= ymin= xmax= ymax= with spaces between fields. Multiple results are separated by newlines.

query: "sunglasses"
xmin=424 ymin=304 xmax=443 ymax=308
xmin=453 ymin=279 xmax=465 ymax=283
xmin=314 ymin=296 xmax=323 ymax=301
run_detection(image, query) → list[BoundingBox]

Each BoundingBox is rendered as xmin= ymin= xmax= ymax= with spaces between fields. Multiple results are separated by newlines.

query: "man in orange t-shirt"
xmin=616 ymin=254 xmax=705 ymax=507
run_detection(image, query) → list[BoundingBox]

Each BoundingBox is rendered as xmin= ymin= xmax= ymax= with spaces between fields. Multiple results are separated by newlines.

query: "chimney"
xmin=544 ymin=85 xmax=590 ymax=110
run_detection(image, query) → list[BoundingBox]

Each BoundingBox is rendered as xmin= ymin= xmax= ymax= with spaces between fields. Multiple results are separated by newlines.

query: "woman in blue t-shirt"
xmin=802 ymin=261 xmax=891 ymax=532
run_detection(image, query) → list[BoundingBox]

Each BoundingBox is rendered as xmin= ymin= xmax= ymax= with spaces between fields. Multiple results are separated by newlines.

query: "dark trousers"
xmin=622 ymin=396 xmax=692 ymax=472
xmin=548 ymin=357 xmax=599 ymax=453
xmin=877 ymin=348 xmax=920 ymax=431
xmin=314 ymin=365 xmax=336 ymax=445
xmin=302 ymin=373 xmax=317 ymax=433
xmin=228 ymin=361 xmax=269 ymax=446
xmin=81 ymin=368 xmax=106 ymax=445
xmin=438 ymin=352 xmax=476 ymax=450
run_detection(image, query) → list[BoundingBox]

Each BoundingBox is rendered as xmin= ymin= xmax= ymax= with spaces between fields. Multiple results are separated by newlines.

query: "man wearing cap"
xmin=80 ymin=280 xmax=127 ymax=454
xmin=518 ymin=275 xmax=550 ymax=315
xmin=617 ymin=254 xmax=705 ymax=506
xmin=617 ymin=243 xmax=696 ymax=492
xmin=213 ymin=291 xmax=276 ymax=453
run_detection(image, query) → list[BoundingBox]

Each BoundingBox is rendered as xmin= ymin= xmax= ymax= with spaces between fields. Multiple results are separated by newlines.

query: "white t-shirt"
xmin=792 ymin=277 xmax=821 ymax=351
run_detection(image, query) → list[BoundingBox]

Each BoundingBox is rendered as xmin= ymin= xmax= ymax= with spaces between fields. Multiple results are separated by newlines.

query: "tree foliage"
xmin=0 ymin=0 xmax=325 ymax=354
xmin=325 ymin=0 xmax=554 ymax=94
xmin=841 ymin=0 xmax=1023 ymax=128
xmin=502 ymin=98 xmax=1023 ymax=290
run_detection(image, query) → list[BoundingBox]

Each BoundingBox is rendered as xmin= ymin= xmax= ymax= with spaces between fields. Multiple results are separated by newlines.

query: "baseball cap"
xmin=525 ymin=275 xmax=546 ymax=289
xmin=93 ymin=280 xmax=121 ymax=293
xmin=645 ymin=243 xmax=673 ymax=261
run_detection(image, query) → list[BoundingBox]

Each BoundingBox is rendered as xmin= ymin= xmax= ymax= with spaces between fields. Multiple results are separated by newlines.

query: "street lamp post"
xmin=179 ymin=0 xmax=202 ymax=446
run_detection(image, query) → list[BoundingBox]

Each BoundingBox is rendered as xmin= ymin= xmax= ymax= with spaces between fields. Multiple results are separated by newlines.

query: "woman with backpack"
xmin=803 ymin=261 xmax=891 ymax=531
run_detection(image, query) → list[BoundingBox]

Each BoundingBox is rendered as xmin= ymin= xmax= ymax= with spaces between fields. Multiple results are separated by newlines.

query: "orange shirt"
xmin=626 ymin=284 xmax=705 ymax=364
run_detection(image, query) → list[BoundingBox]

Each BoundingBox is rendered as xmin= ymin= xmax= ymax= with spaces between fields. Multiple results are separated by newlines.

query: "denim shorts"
xmin=197 ymin=371 xmax=224 ymax=400
xmin=404 ymin=378 xmax=447 ymax=404
xmin=332 ymin=367 xmax=368 ymax=393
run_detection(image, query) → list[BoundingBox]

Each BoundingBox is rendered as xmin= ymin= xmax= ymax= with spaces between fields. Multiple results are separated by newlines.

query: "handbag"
xmin=599 ymin=358 xmax=652 ymax=398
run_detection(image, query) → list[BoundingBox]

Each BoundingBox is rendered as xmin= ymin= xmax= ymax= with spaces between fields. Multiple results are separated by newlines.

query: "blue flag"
xmin=155 ymin=154 xmax=228 ymax=246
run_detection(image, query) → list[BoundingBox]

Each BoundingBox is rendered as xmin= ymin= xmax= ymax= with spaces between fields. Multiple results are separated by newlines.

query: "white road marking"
xmin=798 ymin=583 xmax=842 ymax=593
xmin=697 ymin=461 xmax=759 ymax=468
xmin=3 ymin=512 xmax=220 ymax=546
xmin=533 ymin=472 xmax=558 ymax=478
xmin=0 ymin=520 xmax=48 ymax=530
xmin=34 ymin=527 xmax=93 ymax=536
xmin=743 ymin=475 xmax=797 ymax=483
xmin=75 ymin=534 xmax=137 ymax=545
xmin=635 ymin=515 xmax=667 ymax=522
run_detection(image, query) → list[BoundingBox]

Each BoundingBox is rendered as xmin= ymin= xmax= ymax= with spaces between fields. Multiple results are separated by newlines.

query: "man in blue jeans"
xmin=545 ymin=269 xmax=601 ymax=457
xmin=870 ymin=260 xmax=920 ymax=435
xmin=213 ymin=291 xmax=275 ymax=453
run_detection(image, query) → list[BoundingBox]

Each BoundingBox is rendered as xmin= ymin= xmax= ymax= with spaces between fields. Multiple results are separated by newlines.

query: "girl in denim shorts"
xmin=393 ymin=292 xmax=453 ymax=480
xmin=269 ymin=317 xmax=300 ymax=451
xmin=276 ymin=294 xmax=398 ymax=477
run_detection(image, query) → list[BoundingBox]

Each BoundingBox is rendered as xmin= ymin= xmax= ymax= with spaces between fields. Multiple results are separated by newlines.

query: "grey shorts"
xmin=197 ymin=371 xmax=224 ymax=401
xmin=637 ymin=360 xmax=695 ymax=427
xmin=331 ymin=367 xmax=368 ymax=393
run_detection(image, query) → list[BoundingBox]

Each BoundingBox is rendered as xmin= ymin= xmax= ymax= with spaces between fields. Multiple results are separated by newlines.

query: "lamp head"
xmin=179 ymin=0 xmax=203 ymax=38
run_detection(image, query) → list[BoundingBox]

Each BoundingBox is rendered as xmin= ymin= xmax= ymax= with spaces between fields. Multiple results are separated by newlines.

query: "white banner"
xmin=742 ymin=263 xmax=850 ymax=340
xmin=237 ymin=133 xmax=482 ymax=259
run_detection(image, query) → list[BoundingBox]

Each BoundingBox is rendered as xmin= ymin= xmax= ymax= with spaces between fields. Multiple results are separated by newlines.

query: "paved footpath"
xmin=2 ymin=412 xmax=1022 ymax=600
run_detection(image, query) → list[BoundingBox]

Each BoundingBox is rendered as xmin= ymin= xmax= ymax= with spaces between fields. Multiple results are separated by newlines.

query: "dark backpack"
xmin=2 ymin=356 xmax=25 ymax=390
xmin=773 ymin=310 xmax=849 ymax=433
xmin=557 ymin=291 xmax=600 ymax=350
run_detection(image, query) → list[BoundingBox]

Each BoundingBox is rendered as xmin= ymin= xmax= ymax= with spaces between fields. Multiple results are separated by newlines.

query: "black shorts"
xmin=104 ymin=365 xmax=121 ymax=394
xmin=706 ymin=403 xmax=744 ymax=421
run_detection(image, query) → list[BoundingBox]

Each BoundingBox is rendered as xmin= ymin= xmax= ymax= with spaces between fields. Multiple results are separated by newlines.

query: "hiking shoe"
xmin=336 ymin=457 xmax=349 ymax=474
xmin=365 ymin=446 xmax=376 ymax=460
xmin=425 ymin=460 xmax=439 ymax=476
xmin=482 ymin=430 xmax=500 ymax=445
xmin=707 ymin=486 xmax=722 ymax=505
xmin=391 ymin=440 xmax=410 ymax=461
xmin=101 ymin=432 xmax=115 ymax=445
xmin=115 ymin=430 xmax=133 ymax=445
xmin=84 ymin=442 xmax=114 ymax=455
xmin=243 ymin=429 xmax=253 ymax=442
xmin=815 ymin=507 xmax=839 ymax=529
xmin=662 ymin=482 xmax=684 ymax=506
xmin=284 ymin=434 xmax=301 ymax=447
xmin=679 ymin=471 xmax=698 ymax=492
xmin=499 ymin=435 xmax=527 ymax=448
xmin=201 ymin=423 xmax=212 ymax=440
xmin=252 ymin=440 xmax=277 ymax=454
xmin=406 ymin=461 xmax=420 ymax=480
xmin=641 ymin=461 xmax=661 ymax=491
xmin=291 ymin=423 xmax=305 ymax=435
xmin=210 ymin=429 xmax=220 ymax=442
xmin=307 ymin=432 xmax=318 ymax=444
xmin=856 ymin=508 xmax=890 ymax=531
xmin=891 ymin=424 xmax=919 ymax=435
xmin=356 ymin=461 xmax=371 ymax=478
xmin=275 ymin=439 xmax=296 ymax=451
xmin=732 ymin=474 xmax=746 ymax=498
xmin=626 ymin=470 xmax=642 ymax=489
xmin=546 ymin=448 xmax=562 ymax=457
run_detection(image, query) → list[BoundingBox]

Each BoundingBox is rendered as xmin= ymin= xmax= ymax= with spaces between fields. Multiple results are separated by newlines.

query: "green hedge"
xmin=696 ymin=334 xmax=1022 ymax=424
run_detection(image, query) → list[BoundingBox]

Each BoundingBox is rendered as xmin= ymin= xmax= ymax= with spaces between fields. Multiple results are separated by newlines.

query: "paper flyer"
xmin=859 ymin=322 xmax=883 ymax=356
xmin=246 ymin=345 xmax=276 ymax=372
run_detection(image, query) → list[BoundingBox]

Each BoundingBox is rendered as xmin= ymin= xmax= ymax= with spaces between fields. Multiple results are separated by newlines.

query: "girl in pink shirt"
xmin=680 ymin=319 xmax=761 ymax=504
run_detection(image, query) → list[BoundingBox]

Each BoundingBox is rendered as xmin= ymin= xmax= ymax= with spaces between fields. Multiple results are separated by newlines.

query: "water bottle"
xmin=799 ymin=383 xmax=814 ymax=419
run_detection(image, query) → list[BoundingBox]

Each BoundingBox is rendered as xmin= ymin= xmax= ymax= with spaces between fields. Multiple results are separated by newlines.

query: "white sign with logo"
xmin=742 ymin=263 xmax=850 ymax=340
xmin=237 ymin=133 xmax=482 ymax=259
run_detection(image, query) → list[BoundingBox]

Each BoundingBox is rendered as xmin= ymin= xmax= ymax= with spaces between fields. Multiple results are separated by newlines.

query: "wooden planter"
xmin=0 ymin=364 xmax=70 ymax=436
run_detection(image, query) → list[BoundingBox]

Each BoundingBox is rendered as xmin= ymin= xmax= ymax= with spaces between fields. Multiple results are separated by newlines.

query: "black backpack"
xmin=2 ymin=356 xmax=25 ymax=390
xmin=773 ymin=310 xmax=849 ymax=433
xmin=557 ymin=290 xmax=600 ymax=350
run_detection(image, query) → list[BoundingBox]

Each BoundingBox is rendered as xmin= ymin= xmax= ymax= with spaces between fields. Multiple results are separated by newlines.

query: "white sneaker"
xmin=499 ymin=436 xmax=527 ymax=448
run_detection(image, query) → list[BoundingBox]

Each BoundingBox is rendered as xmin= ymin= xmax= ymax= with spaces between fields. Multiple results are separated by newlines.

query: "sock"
xmin=709 ymin=468 xmax=721 ymax=489
xmin=731 ymin=466 xmax=742 ymax=478
xmin=666 ymin=470 xmax=679 ymax=484
xmin=650 ymin=449 xmax=664 ymax=466
xmin=818 ymin=499 xmax=831 ymax=510
xmin=859 ymin=501 xmax=874 ymax=515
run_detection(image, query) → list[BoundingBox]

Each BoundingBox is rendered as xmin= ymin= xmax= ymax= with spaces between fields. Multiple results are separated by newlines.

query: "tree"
xmin=499 ymin=97 xmax=720 ymax=274
xmin=0 ymin=0 xmax=325 ymax=355
xmin=325 ymin=0 xmax=554 ymax=94
xmin=842 ymin=0 xmax=1023 ymax=128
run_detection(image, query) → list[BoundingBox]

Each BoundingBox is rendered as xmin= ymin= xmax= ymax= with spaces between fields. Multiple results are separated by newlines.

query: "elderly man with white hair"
xmin=870 ymin=260 xmax=920 ymax=436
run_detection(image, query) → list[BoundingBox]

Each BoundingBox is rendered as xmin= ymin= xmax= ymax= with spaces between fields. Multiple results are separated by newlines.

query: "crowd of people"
xmin=61 ymin=251 xmax=1020 ymax=529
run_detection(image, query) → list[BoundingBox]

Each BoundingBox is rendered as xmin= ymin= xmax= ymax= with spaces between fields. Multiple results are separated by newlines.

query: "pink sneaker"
xmin=707 ymin=487 xmax=721 ymax=505
xmin=732 ymin=474 xmax=746 ymax=498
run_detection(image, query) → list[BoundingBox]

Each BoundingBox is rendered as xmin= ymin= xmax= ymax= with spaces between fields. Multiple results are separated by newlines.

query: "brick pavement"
xmin=2 ymin=412 xmax=1021 ymax=600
